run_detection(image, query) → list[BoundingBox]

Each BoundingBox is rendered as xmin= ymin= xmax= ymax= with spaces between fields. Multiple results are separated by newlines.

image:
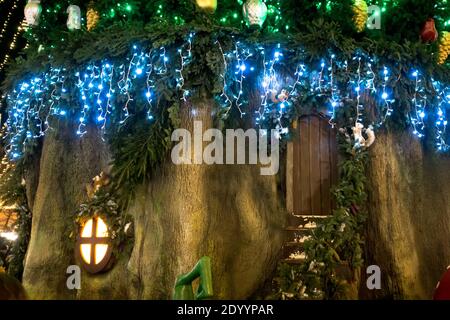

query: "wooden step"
xmin=284 ymin=226 xmax=314 ymax=232
xmin=287 ymin=214 xmax=331 ymax=225
xmin=282 ymin=258 xmax=306 ymax=265
xmin=291 ymin=214 xmax=332 ymax=218
xmin=284 ymin=228 xmax=315 ymax=241
xmin=283 ymin=243 xmax=306 ymax=258
xmin=284 ymin=241 xmax=308 ymax=247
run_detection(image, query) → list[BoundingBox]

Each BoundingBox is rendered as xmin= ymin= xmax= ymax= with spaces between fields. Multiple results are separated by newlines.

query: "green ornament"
xmin=173 ymin=256 xmax=213 ymax=300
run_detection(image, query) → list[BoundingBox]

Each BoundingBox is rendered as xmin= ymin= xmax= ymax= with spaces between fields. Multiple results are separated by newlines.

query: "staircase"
xmin=281 ymin=214 xmax=331 ymax=265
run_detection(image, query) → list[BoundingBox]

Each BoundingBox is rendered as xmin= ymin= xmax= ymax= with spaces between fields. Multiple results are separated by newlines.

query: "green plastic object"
xmin=173 ymin=256 xmax=213 ymax=300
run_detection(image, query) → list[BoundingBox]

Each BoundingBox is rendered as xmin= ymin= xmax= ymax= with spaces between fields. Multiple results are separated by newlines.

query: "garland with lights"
xmin=2 ymin=20 xmax=450 ymax=162
xmin=0 ymin=0 xmax=450 ymax=297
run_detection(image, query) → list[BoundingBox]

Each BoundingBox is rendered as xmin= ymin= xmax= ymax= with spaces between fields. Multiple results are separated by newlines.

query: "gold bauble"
xmin=87 ymin=2 xmax=100 ymax=31
xmin=196 ymin=0 xmax=217 ymax=13
xmin=352 ymin=0 xmax=368 ymax=33
xmin=437 ymin=31 xmax=450 ymax=65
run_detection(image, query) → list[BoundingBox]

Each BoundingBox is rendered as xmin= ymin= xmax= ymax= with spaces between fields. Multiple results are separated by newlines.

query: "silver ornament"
xmin=67 ymin=5 xmax=81 ymax=31
xmin=242 ymin=0 xmax=268 ymax=28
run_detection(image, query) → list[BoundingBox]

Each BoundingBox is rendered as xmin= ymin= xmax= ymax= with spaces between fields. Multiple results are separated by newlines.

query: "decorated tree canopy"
xmin=1 ymin=0 xmax=450 ymax=162
xmin=0 ymin=0 xmax=450 ymax=302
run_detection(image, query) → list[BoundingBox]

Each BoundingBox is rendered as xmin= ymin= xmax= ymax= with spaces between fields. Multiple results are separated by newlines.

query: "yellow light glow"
xmin=196 ymin=0 xmax=217 ymax=11
xmin=80 ymin=244 xmax=91 ymax=264
xmin=79 ymin=217 xmax=109 ymax=266
xmin=95 ymin=244 xmax=108 ymax=264
xmin=81 ymin=219 xmax=93 ymax=238
xmin=96 ymin=217 xmax=108 ymax=237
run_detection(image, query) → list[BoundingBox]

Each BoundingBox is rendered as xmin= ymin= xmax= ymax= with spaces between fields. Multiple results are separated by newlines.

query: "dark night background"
xmin=0 ymin=0 xmax=26 ymax=120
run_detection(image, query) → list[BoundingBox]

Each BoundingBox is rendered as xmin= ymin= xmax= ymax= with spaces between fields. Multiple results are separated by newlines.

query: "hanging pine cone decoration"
xmin=86 ymin=1 xmax=99 ymax=31
xmin=437 ymin=31 xmax=450 ymax=65
xmin=352 ymin=0 xmax=368 ymax=33
xmin=421 ymin=18 xmax=438 ymax=43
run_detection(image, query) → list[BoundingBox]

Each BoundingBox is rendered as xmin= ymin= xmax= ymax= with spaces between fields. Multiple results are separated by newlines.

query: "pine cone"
xmin=352 ymin=0 xmax=368 ymax=33
xmin=87 ymin=2 xmax=99 ymax=31
xmin=437 ymin=31 xmax=450 ymax=65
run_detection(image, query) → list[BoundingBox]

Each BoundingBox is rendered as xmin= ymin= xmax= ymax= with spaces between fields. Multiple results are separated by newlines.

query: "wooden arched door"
xmin=286 ymin=114 xmax=338 ymax=216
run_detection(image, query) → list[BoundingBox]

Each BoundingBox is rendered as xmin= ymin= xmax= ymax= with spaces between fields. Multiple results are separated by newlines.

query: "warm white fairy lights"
xmin=2 ymin=40 xmax=202 ymax=158
xmin=0 ymin=0 xmax=20 ymax=42
xmin=0 ymin=0 xmax=26 ymax=73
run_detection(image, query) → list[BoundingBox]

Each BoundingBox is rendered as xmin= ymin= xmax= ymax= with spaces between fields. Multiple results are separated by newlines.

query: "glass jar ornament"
xmin=24 ymin=0 xmax=42 ymax=27
xmin=67 ymin=5 xmax=81 ymax=31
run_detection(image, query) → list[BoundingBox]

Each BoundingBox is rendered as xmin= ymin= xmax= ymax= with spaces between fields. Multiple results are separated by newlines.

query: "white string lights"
xmin=353 ymin=56 xmax=364 ymax=126
xmin=216 ymin=40 xmax=232 ymax=114
xmin=232 ymin=41 xmax=253 ymax=118
xmin=433 ymin=79 xmax=449 ymax=151
xmin=328 ymin=54 xmax=339 ymax=127
xmin=3 ymin=39 xmax=200 ymax=158
xmin=2 ymin=41 xmax=450 ymax=160
xmin=176 ymin=33 xmax=194 ymax=102
xmin=379 ymin=66 xmax=394 ymax=124
xmin=410 ymin=70 xmax=426 ymax=138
